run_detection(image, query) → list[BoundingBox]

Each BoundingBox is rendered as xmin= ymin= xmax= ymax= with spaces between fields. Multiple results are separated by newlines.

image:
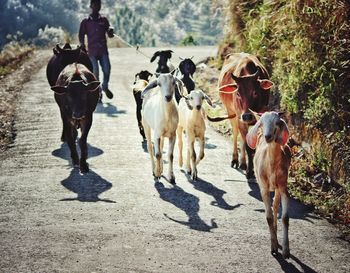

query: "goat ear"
xmin=201 ymin=91 xmax=213 ymax=107
xmin=246 ymin=120 xmax=261 ymax=149
xmin=276 ymin=119 xmax=289 ymax=146
xmin=141 ymin=79 xmax=158 ymax=98
xmin=219 ymin=83 xmax=238 ymax=93
xmin=184 ymin=97 xmax=193 ymax=110
xmin=150 ymin=51 xmax=159 ymax=63
xmin=249 ymin=109 xmax=262 ymax=122
xmin=51 ymin=85 xmax=67 ymax=95
xmin=258 ymin=79 xmax=274 ymax=90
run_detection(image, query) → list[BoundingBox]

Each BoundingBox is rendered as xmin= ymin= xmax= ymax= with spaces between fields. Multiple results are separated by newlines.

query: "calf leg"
xmin=261 ymin=188 xmax=278 ymax=255
xmin=144 ymin=123 xmax=155 ymax=176
xmin=168 ymin=135 xmax=176 ymax=184
xmin=189 ymin=139 xmax=197 ymax=180
xmin=154 ymin=135 xmax=162 ymax=179
xmin=281 ymin=190 xmax=290 ymax=259
xmin=79 ymin=116 xmax=93 ymax=173
xmin=177 ymin=126 xmax=184 ymax=167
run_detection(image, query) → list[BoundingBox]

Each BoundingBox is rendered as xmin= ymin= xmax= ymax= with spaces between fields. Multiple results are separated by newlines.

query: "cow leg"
xmin=246 ymin=144 xmax=255 ymax=179
xmin=238 ymin=123 xmax=248 ymax=171
xmin=168 ymin=135 xmax=176 ymax=184
xmin=79 ymin=116 xmax=93 ymax=173
xmin=229 ymin=117 xmax=239 ymax=168
xmin=261 ymin=187 xmax=278 ymax=255
xmin=177 ymin=126 xmax=184 ymax=167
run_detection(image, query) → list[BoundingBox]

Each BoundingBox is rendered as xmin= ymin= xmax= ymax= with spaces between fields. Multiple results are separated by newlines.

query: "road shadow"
xmin=142 ymin=139 xmax=148 ymax=153
xmin=95 ymin=102 xmax=127 ymax=117
xmin=52 ymin=142 xmax=103 ymax=163
xmin=183 ymin=171 xmax=242 ymax=211
xmin=60 ymin=168 xmax=115 ymax=203
xmin=247 ymin=180 xmax=319 ymax=223
xmin=154 ymin=181 xmax=217 ymax=232
xmin=274 ymin=250 xmax=318 ymax=273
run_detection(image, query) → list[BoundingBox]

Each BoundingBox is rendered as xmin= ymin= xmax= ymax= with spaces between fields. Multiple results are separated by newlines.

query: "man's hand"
xmin=107 ymin=27 xmax=114 ymax=38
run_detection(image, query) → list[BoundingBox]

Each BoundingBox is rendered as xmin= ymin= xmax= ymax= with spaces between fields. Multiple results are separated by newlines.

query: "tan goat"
xmin=246 ymin=111 xmax=291 ymax=259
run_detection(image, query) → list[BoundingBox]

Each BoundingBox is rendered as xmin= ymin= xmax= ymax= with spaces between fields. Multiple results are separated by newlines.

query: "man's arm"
xmin=105 ymin=18 xmax=114 ymax=38
xmin=78 ymin=19 xmax=87 ymax=46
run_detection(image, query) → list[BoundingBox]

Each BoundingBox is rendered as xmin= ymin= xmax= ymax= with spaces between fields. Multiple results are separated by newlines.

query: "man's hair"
xmin=90 ymin=0 xmax=101 ymax=6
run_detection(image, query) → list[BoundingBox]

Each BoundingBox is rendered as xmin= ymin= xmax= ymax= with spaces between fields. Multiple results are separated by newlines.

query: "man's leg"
xmin=90 ymin=56 xmax=102 ymax=102
xmin=100 ymin=53 xmax=113 ymax=99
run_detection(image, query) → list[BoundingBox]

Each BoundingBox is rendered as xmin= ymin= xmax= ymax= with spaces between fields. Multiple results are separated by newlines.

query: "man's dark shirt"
xmin=79 ymin=14 xmax=110 ymax=57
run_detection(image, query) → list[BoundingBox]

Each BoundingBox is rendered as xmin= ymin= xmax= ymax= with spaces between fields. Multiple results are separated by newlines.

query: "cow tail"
xmin=206 ymin=114 xmax=236 ymax=122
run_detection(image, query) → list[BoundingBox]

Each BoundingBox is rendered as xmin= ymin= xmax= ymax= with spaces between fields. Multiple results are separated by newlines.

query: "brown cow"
xmin=218 ymin=52 xmax=274 ymax=178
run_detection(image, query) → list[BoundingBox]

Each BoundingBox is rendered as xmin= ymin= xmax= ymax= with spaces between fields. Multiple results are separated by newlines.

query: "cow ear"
xmin=258 ymin=79 xmax=274 ymax=90
xmin=219 ymin=83 xmax=238 ymax=93
xmin=51 ymin=85 xmax=67 ymax=95
xmin=246 ymin=120 xmax=261 ymax=149
xmin=87 ymin=81 xmax=100 ymax=92
xmin=150 ymin=51 xmax=159 ymax=63
xmin=276 ymin=119 xmax=289 ymax=146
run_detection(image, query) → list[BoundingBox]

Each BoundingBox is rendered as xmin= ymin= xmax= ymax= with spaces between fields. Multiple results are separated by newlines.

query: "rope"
xmin=114 ymin=35 xmax=152 ymax=59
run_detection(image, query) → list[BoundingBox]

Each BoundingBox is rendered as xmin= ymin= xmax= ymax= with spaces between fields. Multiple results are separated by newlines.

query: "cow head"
xmin=150 ymin=50 xmax=173 ymax=73
xmin=51 ymin=76 xmax=100 ymax=121
xmin=229 ymin=68 xmax=274 ymax=124
xmin=142 ymin=73 xmax=181 ymax=103
xmin=179 ymin=57 xmax=196 ymax=76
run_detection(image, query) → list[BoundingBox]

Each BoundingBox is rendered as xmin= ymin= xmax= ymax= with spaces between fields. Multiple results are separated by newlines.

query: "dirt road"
xmin=0 ymin=47 xmax=349 ymax=273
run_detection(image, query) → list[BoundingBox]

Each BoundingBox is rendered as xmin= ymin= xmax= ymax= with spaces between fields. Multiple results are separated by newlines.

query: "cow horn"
xmin=252 ymin=67 xmax=260 ymax=79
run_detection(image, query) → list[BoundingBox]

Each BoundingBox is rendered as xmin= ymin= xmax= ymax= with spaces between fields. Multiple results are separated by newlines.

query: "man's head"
xmin=90 ymin=0 xmax=101 ymax=13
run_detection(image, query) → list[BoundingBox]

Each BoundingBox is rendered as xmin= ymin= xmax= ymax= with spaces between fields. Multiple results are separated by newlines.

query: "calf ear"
xmin=87 ymin=81 xmax=100 ymax=92
xmin=258 ymin=79 xmax=274 ymax=90
xmin=51 ymin=85 xmax=67 ymax=95
xmin=246 ymin=121 xmax=261 ymax=149
xmin=141 ymin=79 xmax=158 ymax=98
xmin=276 ymin=119 xmax=289 ymax=146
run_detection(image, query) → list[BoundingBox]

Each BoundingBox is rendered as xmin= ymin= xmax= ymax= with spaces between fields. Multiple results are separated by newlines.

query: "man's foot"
xmin=104 ymin=88 xmax=113 ymax=99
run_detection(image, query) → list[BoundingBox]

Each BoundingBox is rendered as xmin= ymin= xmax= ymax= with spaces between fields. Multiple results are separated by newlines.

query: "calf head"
xmin=247 ymin=111 xmax=289 ymax=149
xmin=179 ymin=57 xmax=196 ymax=76
xmin=228 ymin=68 xmax=273 ymax=124
xmin=134 ymin=70 xmax=153 ymax=83
xmin=151 ymin=50 xmax=173 ymax=73
xmin=184 ymin=89 xmax=213 ymax=111
xmin=142 ymin=73 xmax=181 ymax=103
xmin=51 ymin=76 xmax=100 ymax=122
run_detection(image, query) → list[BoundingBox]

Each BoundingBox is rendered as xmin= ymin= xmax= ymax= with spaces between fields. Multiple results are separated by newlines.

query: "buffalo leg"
xmin=79 ymin=115 xmax=93 ymax=173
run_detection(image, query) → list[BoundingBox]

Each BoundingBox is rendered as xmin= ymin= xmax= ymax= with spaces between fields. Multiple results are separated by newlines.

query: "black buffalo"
xmin=46 ymin=43 xmax=92 ymax=87
xmin=51 ymin=63 xmax=100 ymax=173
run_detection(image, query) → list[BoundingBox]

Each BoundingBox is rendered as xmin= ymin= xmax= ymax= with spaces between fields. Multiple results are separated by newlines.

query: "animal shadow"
xmin=52 ymin=142 xmax=103 ymax=162
xmin=95 ymin=102 xmax=127 ymax=117
xmin=248 ymin=180 xmax=319 ymax=222
xmin=204 ymin=136 xmax=217 ymax=149
xmin=60 ymin=168 xmax=115 ymax=203
xmin=274 ymin=250 xmax=318 ymax=273
xmin=184 ymin=172 xmax=241 ymax=211
xmin=154 ymin=181 xmax=217 ymax=232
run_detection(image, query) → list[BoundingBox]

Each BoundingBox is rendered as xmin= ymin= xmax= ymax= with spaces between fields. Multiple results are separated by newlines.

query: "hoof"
xmin=170 ymin=177 xmax=176 ymax=184
xmin=282 ymin=248 xmax=290 ymax=259
xmin=239 ymin=163 xmax=247 ymax=170
xmin=80 ymin=162 xmax=89 ymax=173
xmin=231 ymin=159 xmax=239 ymax=169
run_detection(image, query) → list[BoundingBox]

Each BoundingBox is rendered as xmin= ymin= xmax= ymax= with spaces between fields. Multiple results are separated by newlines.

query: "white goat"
xmin=141 ymin=73 xmax=181 ymax=184
xmin=177 ymin=89 xmax=213 ymax=180
xmin=246 ymin=111 xmax=291 ymax=259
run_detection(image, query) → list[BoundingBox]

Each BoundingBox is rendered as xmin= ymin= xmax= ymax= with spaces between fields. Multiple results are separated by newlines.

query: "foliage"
xmin=226 ymin=0 xmax=350 ymax=131
xmin=180 ymin=34 xmax=198 ymax=46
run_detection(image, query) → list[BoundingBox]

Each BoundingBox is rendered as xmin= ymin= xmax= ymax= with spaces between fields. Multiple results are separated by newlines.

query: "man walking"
xmin=79 ymin=0 xmax=114 ymax=101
